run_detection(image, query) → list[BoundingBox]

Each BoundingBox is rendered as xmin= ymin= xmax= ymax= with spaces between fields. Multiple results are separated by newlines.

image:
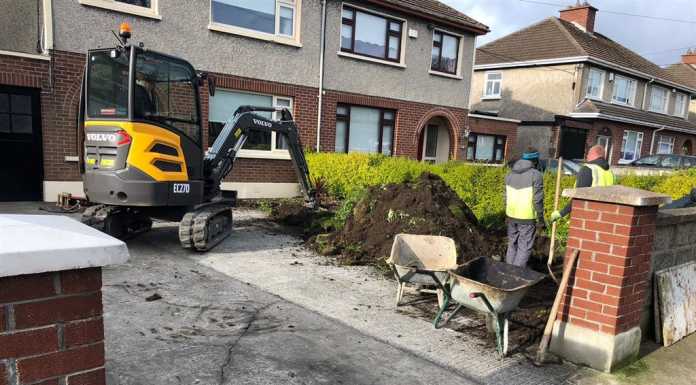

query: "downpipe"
xmin=650 ymin=126 xmax=666 ymax=155
xmin=316 ymin=0 xmax=327 ymax=152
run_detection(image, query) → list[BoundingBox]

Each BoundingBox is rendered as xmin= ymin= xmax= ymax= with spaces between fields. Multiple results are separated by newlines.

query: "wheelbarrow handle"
xmin=470 ymin=292 xmax=496 ymax=314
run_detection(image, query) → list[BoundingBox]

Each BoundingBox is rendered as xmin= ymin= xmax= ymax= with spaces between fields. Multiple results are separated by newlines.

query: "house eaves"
xmin=569 ymin=112 xmax=696 ymax=135
xmin=364 ymin=0 xmax=489 ymax=35
xmin=469 ymin=113 xmax=521 ymax=123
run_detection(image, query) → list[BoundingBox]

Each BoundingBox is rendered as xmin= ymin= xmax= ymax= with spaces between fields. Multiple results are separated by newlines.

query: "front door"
xmin=0 ymin=86 xmax=43 ymax=201
xmin=597 ymin=135 xmax=612 ymax=163
xmin=559 ymin=127 xmax=588 ymax=161
xmin=422 ymin=124 xmax=450 ymax=163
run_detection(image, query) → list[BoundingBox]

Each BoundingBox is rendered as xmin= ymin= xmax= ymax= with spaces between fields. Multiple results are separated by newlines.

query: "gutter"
xmin=570 ymin=112 xmax=695 ymax=134
xmin=316 ymin=0 xmax=327 ymax=152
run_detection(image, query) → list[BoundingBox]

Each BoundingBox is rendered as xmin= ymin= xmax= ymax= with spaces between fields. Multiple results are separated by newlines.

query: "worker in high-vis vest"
xmin=504 ymin=149 xmax=545 ymax=267
xmin=551 ymin=144 xmax=615 ymax=222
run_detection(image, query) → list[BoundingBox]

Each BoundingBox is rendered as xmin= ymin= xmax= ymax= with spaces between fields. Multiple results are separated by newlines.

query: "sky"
xmin=441 ymin=0 xmax=696 ymax=67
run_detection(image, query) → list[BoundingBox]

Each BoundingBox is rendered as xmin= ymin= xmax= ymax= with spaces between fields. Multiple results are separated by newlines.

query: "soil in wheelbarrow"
xmin=327 ymin=173 xmax=505 ymax=265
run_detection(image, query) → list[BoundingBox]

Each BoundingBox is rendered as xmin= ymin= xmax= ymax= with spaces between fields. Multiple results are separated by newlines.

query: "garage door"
xmin=0 ymin=86 xmax=43 ymax=201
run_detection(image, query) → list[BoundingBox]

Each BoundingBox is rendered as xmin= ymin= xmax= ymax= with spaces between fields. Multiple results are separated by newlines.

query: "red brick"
xmin=573 ymin=268 xmax=593 ymax=281
xmin=600 ymin=324 xmax=617 ymax=334
xmin=574 ymin=278 xmax=606 ymax=293
xmin=0 ymin=273 xmax=56 ymax=303
xmin=32 ymin=379 xmax=60 ymax=385
xmin=0 ymin=326 xmax=59 ymax=359
xmin=572 ymin=209 xmax=600 ymax=221
xmin=569 ymin=228 xmax=598 ymax=242
xmin=64 ymin=318 xmax=104 ymax=348
xmin=60 ymin=268 xmax=102 ymax=295
xmin=589 ymin=292 xmax=620 ymax=307
xmin=637 ymin=214 xmax=656 ymax=226
xmin=67 ymin=368 xmax=106 ymax=385
xmin=573 ymin=298 xmax=603 ymax=314
xmin=578 ymin=259 xmax=609 ymax=274
xmin=586 ymin=201 xmax=619 ymax=214
xmin=594 ymin=253 xmax=631 ymax=267
xmin=597 ymin=233 xmax=631 ymax=246
xmin=569 ymin=317 xmax=600 ymax=331
xmin=572 ymin=200 xmax=588 ymax=210
xmin=16 ymin=343 xmax=104 ymax=384
xmin=566 ymin=237 xmax=581 ymax=249
xmin=592 ymin=272 xmax=624 ymax=287
xmin=601 ymin=213 xmax=635 ymax=226
xmin=602 ymin=304 xmax=620 ymax=317
xmin=586 ymin=311 xmax=617 ymax=326
xmin=581 ymin=240 xmax=611 ymax=254
xmin=566 ymin=287 xmax=589 ymax=299
xmin=585 ymin=221 xmax=615 ymax=234
xmin=14 ymin=293 xmax=102 ymax=329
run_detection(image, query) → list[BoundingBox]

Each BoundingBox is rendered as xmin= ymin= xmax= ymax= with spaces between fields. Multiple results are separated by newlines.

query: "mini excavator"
xmin=79 ymin=23 xmax=315 ymax=251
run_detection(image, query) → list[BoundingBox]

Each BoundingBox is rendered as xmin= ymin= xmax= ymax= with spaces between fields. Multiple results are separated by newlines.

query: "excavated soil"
xmin=327 ymin=173 xmax=505 ymax=265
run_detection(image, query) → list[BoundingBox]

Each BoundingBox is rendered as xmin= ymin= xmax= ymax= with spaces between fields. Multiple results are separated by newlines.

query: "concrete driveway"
xmin=0 ymin=203 xmax=578 ymax=385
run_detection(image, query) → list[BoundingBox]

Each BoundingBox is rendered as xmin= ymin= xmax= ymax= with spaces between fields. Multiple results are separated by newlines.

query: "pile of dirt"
xmin=326 ymin=173 xmax=505 ymax=265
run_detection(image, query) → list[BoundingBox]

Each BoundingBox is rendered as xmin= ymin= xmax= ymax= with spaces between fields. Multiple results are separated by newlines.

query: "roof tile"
xmin=575 ymin=99 xmax=696 ymax=133
xmin=366 ymin=0 xmax=488 ymax=33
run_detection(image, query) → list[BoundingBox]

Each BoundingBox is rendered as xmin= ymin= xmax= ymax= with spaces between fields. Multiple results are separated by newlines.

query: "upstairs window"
xmin=611 ymin=75 xmax=637 ymax=106
xmin=648 ymin=86 xmax=669 ymax=114
xmin=483 ymin=72 xmax=502 ymax=98
xmin=586 ymin=68 xmax=605 ymax=99
xmin=431 ymin=31 xmax=460 ymax=75
xmin=79 ymin=0 xmax=160 ymax=19
xmin=674 ymin=93 xmax=688 ymax=117
xmin=341 ymin=6 xmax=403 ymax=63
xmin=211 ymin=0 xmax=298 ymax=40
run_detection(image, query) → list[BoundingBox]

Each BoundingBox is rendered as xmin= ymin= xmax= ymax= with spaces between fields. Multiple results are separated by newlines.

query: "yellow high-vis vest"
xmin=506 ymin=186 xmax=536 ymax=220
xmin=586 ymin=164 xmax=615 ymax=187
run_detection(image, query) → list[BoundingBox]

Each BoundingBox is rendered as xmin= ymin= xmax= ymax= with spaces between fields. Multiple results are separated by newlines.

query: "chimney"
xmin=682 ymin=49 xmax=696 ymax=65
xmin=559 ymin=1 xmax=598 ymax=33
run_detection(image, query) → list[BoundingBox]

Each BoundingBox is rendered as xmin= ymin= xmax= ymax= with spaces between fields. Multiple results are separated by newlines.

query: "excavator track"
xmin=81 ymin=204 xmax=152 ymax=240
xmin=178 ymin=204 xmax=233 ymax=252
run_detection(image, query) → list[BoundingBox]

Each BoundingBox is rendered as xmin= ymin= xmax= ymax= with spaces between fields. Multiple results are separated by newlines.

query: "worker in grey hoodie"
xmin=504 ymin=149 xmax=545 ymax=267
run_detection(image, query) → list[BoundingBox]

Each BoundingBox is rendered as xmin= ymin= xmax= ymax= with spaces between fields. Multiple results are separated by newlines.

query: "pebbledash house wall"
xmin=1 ymin=0 xmax=481 ymax=200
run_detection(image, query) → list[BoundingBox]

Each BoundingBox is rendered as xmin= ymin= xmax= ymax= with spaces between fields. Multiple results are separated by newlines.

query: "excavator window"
xmin=134 ymin=51 xmax=201 ymax=144
xmin=86 ymin=50 xmax=129 ymax=118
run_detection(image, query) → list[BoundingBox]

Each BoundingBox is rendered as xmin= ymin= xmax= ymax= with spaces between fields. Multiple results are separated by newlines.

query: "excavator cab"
xmin=80 ymin=24 xmax=315 ymax=251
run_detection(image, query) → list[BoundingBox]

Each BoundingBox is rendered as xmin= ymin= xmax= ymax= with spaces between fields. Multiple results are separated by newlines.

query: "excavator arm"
xmin=203 ymin=106 xmax=316 ymax=206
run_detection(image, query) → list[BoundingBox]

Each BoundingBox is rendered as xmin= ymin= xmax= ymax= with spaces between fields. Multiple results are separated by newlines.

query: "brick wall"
xmin=559 ymin=200 xmax=657 ymax=335
xmin=320 ymin=89 xmax=469 ymax=159
xmin=0 ymin=268 xmax=105 ymax=385
xmin=467 ymin=116 xmax=518 ymax=162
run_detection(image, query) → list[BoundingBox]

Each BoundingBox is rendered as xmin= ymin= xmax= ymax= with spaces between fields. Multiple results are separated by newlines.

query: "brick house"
xmin=0 ymin=0 xmax=488 ymax=202
xmin=469 ymin=2 xmax=696 ymax=165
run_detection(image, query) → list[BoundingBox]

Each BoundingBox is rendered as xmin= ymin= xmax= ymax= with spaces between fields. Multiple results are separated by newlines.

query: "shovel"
xmin=547 ymin=157 xmax=564 ymax=283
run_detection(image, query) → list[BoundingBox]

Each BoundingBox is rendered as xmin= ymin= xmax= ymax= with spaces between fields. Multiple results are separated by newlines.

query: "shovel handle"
xmin=547 ymin=158 xmax=564 ymax=283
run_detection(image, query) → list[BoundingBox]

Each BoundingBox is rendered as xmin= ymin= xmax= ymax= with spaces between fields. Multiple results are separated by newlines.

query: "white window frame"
xmin=585 ymin=68 xmax=605 ymax=100
xmin=657 ymin=135 xmax=675 ymax=155
xmin=208 ymin=0 xmax=302 ymax=47
xmin=620 ymin=130 xmax=643 ymax=164
xmin=483 ymin=71 xmax=502 ymax=99
xmin=611 ymin=74 xmax=637 ymax=107
xmin=209 ymin=89 xmax=292 ymax=160
xmin=337 ymin=2 xmax=408 ymax=68
xmin=78 ymin=0 xmax=161 ymax=19
xmin=674 ymin=92 xmax=688 ymax=117
xmin=647 ymin=85 xmax=670 ymax=114
xmin=429 ymin=28 xmax=464 ymax=79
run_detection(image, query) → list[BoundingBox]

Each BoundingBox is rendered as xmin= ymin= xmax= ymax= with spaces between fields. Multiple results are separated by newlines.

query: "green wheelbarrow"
xmin=434 ymin=257 xmax=544 ymax=358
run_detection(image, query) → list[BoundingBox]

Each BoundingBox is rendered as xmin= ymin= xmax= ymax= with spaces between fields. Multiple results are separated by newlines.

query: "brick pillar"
xmin=0 ymin=269 xmax=106 ymax=385
xmin=549 ymin=186 xmax=670 ymax=372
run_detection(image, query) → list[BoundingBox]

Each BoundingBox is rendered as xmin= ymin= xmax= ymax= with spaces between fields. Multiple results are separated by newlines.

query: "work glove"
xmin=550 ymin=210 xmax=562 ymax=223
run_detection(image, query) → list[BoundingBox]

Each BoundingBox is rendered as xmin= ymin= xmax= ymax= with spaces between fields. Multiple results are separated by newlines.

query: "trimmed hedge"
xmin=307 ymin=153 xmax=696 ymax=238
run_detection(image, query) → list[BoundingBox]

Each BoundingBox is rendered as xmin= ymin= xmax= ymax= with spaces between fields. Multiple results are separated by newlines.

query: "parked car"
xmin=630 ymin=155 xmax=696 ymax=169
xmin=539 ymin=159 xmax=582 ymax=175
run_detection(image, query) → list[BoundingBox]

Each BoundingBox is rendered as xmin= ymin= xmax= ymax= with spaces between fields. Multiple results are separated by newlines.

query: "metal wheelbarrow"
xmin=387 ymin=234 xmax=458 ymax=308
xmin=434 ymin=257 xmax=544 ymax=357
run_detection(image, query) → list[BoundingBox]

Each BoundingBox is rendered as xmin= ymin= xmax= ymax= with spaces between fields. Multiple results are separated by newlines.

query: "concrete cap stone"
xmin=0 ymin=214 xmax=130 ymax=278
xmin=562 ymin=186 xmax=671 ymax=207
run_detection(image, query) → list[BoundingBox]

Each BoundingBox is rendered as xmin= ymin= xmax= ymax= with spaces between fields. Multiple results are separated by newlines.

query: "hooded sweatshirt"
xmin=560 ymin=158 xmax=611 ymax=216
xmin=504 ymin=159 xmax=545 ymax=224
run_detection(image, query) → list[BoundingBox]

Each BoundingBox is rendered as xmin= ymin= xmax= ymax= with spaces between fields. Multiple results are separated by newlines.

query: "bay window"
xmin=620 ymin=130 xmax=643 ymax=163
xmin=648 ymin=86 xmax=669 ymax=114
xmin=210 ymin=0 xmax=299 ymax=42
xmin=431 ymin=31 xmax=460 ymax=75
xmin=483 ymin=72 xmax=502 ymax=98
xmin=335 ymin=104 xmax=394 ymax=155
xmin=466 ymin=133 xmax=506 ymax=163
xmin=611 ymin=75 xmax=637 ymax=106
xmin=341 ymin=5 xmax=403 ymax=62
xmin=657 ymin=135 xmax=674 ymax=155
xmin=674 ymin=93 xmax=688 ymax=117
xmin=208 ymin=89 xmax=292 ymax=156
xmin=586 ymin=68 xmax=605 ymax=99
